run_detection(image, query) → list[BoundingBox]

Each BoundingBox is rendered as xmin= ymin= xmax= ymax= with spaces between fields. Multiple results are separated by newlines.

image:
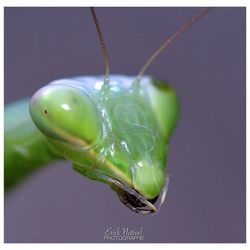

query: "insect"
xmin=4 ymin=7 xmax=214 ymax=214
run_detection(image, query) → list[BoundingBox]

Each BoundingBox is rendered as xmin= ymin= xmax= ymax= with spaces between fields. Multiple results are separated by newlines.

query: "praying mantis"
xmin=4 ymin=7 xmax=214 ymax=214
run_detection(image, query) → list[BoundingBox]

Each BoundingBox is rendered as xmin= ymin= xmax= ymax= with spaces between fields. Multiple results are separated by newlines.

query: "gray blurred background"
xmin=4 ymin=7 xmax=246 ymax=242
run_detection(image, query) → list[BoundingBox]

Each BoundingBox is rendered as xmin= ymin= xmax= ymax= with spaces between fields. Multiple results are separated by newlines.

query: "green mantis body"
xmin=4 ymin=7 xmax=213 ymax=214
xmin=4 ymin=99 xmax=61 ymax=190
xmin=5 ymin=75 xmax=179 ymax=213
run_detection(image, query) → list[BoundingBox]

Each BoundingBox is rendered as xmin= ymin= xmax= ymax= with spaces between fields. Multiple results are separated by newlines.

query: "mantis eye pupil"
xmin=44 ymin=109 xmax=48 ymax=114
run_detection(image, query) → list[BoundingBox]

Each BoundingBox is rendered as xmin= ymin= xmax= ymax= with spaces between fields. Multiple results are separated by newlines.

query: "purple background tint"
xmin=4 ymin=7 xmax=246 ymax=242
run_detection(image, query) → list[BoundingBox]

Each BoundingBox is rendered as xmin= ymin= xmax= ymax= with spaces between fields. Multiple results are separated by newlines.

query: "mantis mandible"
xmin=4 ymin=7 xmax=214 ymax=214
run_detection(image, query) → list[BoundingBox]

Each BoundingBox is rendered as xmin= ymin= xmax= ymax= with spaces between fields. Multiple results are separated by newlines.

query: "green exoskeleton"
xmin=4 ymin=7 xmax=214 ymax=214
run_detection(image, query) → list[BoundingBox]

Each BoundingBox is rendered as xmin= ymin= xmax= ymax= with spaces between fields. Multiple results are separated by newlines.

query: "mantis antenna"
xmin=136 ymin=7 xmax=215 ymax=82
xmin=90 ymin=7 xmax=110 ymax=84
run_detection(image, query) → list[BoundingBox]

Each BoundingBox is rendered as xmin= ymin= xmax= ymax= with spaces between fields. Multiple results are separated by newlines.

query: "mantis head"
xmin=30 ymin=76 xmax=178 ymax=214
xmin=29 ymin=7 xmax=213 ymax=214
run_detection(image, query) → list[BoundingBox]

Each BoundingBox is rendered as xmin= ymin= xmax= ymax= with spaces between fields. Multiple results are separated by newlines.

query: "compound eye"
xmin=30 ymin=85 xmax=101 ymax=148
